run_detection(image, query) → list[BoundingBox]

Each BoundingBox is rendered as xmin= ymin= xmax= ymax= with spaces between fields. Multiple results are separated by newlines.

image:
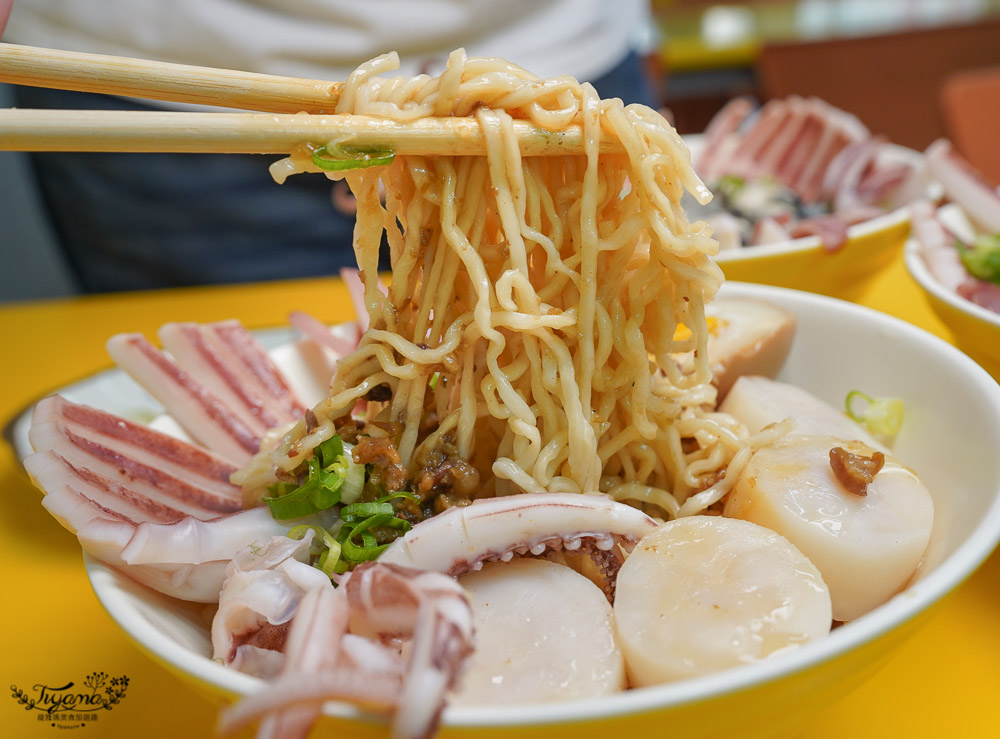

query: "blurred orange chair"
xmin=756 ymin=19 xmax=1000 ymax=151
xmin=940 ymin=65 xmax=1000 ymax=184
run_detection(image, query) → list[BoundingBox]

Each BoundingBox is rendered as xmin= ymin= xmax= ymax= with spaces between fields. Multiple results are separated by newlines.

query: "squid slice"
xmin=724 ymin=435 xmax=934 ymax=621
xmin=378 ymin=492 xmax=658 ymax=578
xmin=29 ymin=453 xmax=302 ymax=602
xmin=23 ymin=395 xmax=320 ymax=602
xmin=107 ymin=332 xmax=260 ymax=463
xmin=158 ymin=320 xmax=306 ymax=432
xmin=28 ymin=395 xmax=242 ymax=521
xmin=212 ymin=533 xmax=329 ymax=676
xmin=451 ymin=558 xmax=625 ymax=706
xmin=911 ymin=200 xmax=969 ymax=292
xmin=614 ymin=516 xmax=832 ymax=686
xmin=925 ymin=138 xmax=1000 ymax=233
xmin=220 ymin=562 xmax=474 ymax=739
xmin=695 ymin=96 xmax=754 ymax=179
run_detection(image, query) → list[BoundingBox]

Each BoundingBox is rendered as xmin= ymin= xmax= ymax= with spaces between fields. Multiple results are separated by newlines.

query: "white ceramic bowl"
xmin=74 ymin=282 xmax=1000 ymax=739
xmin=905 ymin=237 xmax=1000 ymax=380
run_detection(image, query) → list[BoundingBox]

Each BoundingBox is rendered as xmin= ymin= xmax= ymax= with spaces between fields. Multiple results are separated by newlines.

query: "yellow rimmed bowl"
xmin=685 ymin=135 xmax=918 ymax=300
xmin=714 ymin=208 xmax=911 ymax=300
xmin=73 ymin=282 xmax=1000 ymax=739
xmin=904 ymin=237 xmax=1000 ymax=380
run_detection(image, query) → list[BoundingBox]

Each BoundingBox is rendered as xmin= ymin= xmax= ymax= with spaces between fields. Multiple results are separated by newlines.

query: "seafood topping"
xmin=379 ymin=493 xmax=658 ymax=584
xmin=451 ymin=558 xmax=625 ymax=706
xmin=352 ymin=435 xmax=408 ymax=492
xmin=691 ymin=96 xmax=919 ymax=251
xmin=614 ymin=516 xmax=832 ymax=686
xmin=218 ymin=561 xmax=474 ymax=739
xmin=829 ymin=446 xmax=885 ymax=496
xmin=726 ymin=435 xmax=933 ymax=621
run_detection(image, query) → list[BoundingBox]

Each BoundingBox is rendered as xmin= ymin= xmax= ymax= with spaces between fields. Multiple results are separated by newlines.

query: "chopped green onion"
xmin=288 ymin=524 xmax=347 ymax=577
xmin=335 ymin=490 xmax=418 ymax=565
xmin=311 ymin=144 xmax=395 ymax=172
xmin=340 ymin=500 xmax=396 ymax=522
xmin=263 ymin=434 xmax=359 ymax=519
xmin=339 ymin=455 xmax=366 ymax=505
xmin=959 ymin=233 xmax=1000 ymax=284
xmin=846 ymin=390 xmax=904 ymax=437
xmin=429 ymin=372 xmax=441 ymax=390
xmin=315 ymin=435 xmax=345 ymax=468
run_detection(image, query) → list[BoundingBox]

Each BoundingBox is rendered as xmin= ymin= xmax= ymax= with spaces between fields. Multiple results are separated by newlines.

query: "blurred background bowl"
xmin=904 ymin=238 xmax=1000 ymax=380
xmin=713 ymin=208 xmax=911 ymax=300
xmin=79 ymin=282 xmax=1000 ymax=739
xmin=684 ymin=135 xmax=917 ymax=301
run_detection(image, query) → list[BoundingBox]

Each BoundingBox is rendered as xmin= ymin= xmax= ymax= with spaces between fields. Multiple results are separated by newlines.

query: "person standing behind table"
xmin=3 ymin=0 xmax=660 ymax=294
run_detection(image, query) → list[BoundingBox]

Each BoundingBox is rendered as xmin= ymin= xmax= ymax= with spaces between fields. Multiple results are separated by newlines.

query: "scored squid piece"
xmin=694 ymin=96 xmax=755 ymax=178
xmin=614 ymin=516 xmax=832 ymax=686
xmin=107 ymin=319 xmax=306 ymax=464
xmin=33 ymin=466 xmax=303 ymax=602
xmin=724 ymin=435 xmax=934 ymax=621
xmin=220 ymin=562 xmax=475 ymax=739
xmin=925 ymin=138 xmax=1000 ymax=233
xmin=212 ymin=533 xmax=331 ymax=677
xmin=107 ymin=333 xmax=260 ymax=463
xmin=450 ymin=558 xmax=625 ymax=706
xmin=28 ymin=395 xmax=243 ymax=521
xmin=378 ymin=493 xmax=658 ymax=584
xmin=158 ymin=320 xmax=306 ymax=431
xmin=24 ymin=395 xmax=322 ymax=602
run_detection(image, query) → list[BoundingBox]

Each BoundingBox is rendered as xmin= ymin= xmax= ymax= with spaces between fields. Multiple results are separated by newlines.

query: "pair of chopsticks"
xmin=0 ymin=43 xmax=610 ymax=156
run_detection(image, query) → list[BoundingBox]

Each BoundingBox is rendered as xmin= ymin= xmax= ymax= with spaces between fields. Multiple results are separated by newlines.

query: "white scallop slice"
xmin=614 ymin=516 xmax=831 ymax=687
xmin=720 ymin=375 xmax=886 ymax=450
xmin=724 ymin=435 xmax=934 ymax=621
xmin=450 ymin=558 xmax=625 ymax=706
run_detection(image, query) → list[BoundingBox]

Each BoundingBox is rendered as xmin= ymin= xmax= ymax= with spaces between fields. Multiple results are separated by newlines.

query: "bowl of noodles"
xmin=17 ymin=51 xmax=1000 ymax=739
xmin=81 ymin=281 xmax=1000 ymax=739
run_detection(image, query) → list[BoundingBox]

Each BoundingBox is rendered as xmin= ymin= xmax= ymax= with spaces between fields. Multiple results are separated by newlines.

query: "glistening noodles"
xmin=253 ymin=48 xmax=745 ymax=516
xmin=22 ymin=50 xmax=942 ymax=739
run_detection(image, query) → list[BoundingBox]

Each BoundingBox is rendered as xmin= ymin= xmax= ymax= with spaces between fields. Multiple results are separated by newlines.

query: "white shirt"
xmin=7 ymin=0 xmax=648 ymax=100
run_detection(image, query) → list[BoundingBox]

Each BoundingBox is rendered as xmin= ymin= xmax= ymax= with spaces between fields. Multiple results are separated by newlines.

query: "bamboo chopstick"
xmin=0 ymin=43 xmax=624 ymax=156
xmin=0 ymin=109 xmax=616 ymax=156
xmin=0 ymin=43 xmax=343 ymax=113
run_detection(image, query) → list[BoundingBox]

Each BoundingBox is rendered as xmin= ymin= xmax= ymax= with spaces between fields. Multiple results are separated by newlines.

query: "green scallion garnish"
xmin=846 ymin=390 xmax=904 ymax=437
xmin=263 ymin=434 xmax=359 ymax=520
xmin=311 ymin=144 xmax=395 ymax=172
xmin=288 ymin=524 xmax=347 ymax=576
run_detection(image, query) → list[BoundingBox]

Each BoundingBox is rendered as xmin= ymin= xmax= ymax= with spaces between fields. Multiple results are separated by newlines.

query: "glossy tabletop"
xmin=2 ymin=257 xmax=998 ymax=738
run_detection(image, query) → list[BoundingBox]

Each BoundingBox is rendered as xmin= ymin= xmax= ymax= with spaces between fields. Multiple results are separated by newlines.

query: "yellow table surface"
xmin=2 ymin=258 xmax=998 ymax=738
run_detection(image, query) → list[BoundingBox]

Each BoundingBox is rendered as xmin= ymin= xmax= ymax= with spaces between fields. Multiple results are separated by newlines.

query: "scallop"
xmin=724 ymin=435 xmax=934 ymax=621
xmin=449 ymin=558 xmax=625 ymax=706
xmin=614 ymin=516 xmax=831 ymax=687
xmin=721 ymin=375 xmax=885 ymax=450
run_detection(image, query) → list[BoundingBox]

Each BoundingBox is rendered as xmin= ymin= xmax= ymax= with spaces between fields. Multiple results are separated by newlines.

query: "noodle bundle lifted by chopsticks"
xmin=244 ymin=49 xmax=748 ymax=519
